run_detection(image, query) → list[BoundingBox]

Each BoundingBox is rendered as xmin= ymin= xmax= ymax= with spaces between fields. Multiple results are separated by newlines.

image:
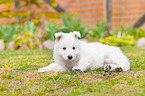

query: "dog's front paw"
xmin=38 ymin=68 xmax=46 ymax=72
xmin=72 ymin=66 xmax=82 ymax=71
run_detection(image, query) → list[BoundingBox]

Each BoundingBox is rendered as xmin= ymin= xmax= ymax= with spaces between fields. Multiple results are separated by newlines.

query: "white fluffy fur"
xmin=38 ymin=31 xmax=130 ymax=72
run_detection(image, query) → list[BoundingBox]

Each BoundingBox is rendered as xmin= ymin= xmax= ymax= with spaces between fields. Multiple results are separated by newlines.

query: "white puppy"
xmin=38 ymin=31 xmax=130 ymax=72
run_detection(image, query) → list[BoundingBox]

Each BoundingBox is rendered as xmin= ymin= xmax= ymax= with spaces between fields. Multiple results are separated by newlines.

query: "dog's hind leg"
xmin=104 ymin=64 xmax=123 ymax=72
xmin=104 ymin=54 xmax=130 ymax=71
xmin=38 ymin=63 xmax=66 ymax=72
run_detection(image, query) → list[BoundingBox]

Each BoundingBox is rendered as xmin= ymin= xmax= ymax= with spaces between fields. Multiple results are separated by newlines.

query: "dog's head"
xmin=54 ymin=31 xmax=81 ymax=61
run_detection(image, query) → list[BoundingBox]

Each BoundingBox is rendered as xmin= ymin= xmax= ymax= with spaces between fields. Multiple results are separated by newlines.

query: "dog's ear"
xmin=73 ymin=31 xmax=81 ymax=38
xmin=55 ymin=32 xmax=64 ymax=41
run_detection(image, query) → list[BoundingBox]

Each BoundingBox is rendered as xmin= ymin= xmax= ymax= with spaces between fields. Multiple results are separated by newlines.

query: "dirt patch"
xmin=84 ymin=72 xmax=119 ymax=79
xmin=121 ymin=70 xmax=145 ymax=77
xmin=84 ymin=70 xmax=145 ymax=79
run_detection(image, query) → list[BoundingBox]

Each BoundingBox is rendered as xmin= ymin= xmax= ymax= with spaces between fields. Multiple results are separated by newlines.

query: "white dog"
xmin=38 ymin=31 xmax=130 ymax=72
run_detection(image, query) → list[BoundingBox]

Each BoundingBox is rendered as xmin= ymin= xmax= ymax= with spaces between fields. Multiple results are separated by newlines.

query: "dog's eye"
xmin=63 ymin=47 xmax=66 ymax=50
xmin=73 ymin=47 xmax=75 ymax=50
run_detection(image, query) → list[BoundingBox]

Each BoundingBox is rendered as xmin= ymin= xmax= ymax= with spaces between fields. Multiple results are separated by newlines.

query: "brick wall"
xmin=112 ymin=0 xmax=145 ymax=27
xmin=56 ymin=0 xmax=104 ymax=27
xmin=0 ymin=0 xmax=145 ymax=28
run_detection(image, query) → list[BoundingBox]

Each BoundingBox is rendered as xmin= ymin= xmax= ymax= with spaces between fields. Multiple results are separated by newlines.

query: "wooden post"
xmin=15 ymin=2 xmax=20 ymax=22
xmin=44 ymin=0 xmax=68 ymax=13
xmin=132 ymin=13 xmax=145 ymax=29
xmin=106 ymin=0 xmax=112 ymax=31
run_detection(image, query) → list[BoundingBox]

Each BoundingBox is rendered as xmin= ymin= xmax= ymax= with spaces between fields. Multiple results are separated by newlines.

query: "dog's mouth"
xmin=63 ymin=57 xmax=75 ymax=61
xmin=66 ymin=58 xmax=74 ymax=61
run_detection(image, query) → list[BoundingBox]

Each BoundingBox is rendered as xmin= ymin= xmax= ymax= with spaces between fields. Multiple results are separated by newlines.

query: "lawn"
xmin=0 ymin=46 xmax=145 ymax=96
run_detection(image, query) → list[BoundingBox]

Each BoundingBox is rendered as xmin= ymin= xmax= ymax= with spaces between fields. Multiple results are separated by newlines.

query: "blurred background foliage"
xmin=0 ymin=0 xmax=145 ymax=49
xmin=0 ymin=0 xmax=62 ymax=24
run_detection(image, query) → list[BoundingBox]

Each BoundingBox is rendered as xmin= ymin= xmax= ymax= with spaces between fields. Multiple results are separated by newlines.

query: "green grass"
xmin=0 ymin=46 xmax=145 ymax=96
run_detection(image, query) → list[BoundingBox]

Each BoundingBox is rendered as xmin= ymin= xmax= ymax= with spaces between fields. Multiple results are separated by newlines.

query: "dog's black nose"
xmin=68 ymin=55 xmax=73 ymax=60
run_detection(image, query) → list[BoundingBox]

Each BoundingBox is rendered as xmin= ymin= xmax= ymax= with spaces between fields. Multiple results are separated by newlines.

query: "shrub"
xmin=45 ymin=14 xmax=89 ymax=41
xmin=14 ymin=21 xmax=41 ymax=49
xmin=0 ymin=30 xmax=3 ymax=39
xmin=0 ymin=23 xmax=18 ymax=43
xmin=97 ymin=25 xmax=135 ymax=46
xmin=98 ymin=35 xmax=135 ymax=46
xmin=90 ymin=21 xmax=108 ymax=39
xmin=59 ymin=14 xmax=88 ymax=38
xmin=20 ymin=21 xmax=38 ymax=34
xmin=128 ymin=28 xmax=145 ymax=40
xmin=45 ymin=21 xmax=59 ymax=41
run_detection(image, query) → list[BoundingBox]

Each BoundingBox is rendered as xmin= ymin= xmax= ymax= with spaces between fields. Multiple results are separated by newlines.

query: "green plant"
xmin=120 ymin=26 xmax=132 ymax=36
xmin=45 ymin=21 xmax=59 ymax=41
xmin=0 ymin=30 xmax=2 ymax=39
xmin=0 ymin=23 xmax=18 ymax=43
xmin=90 ymin=21 xmax=108 ymax=39
xmin=113 ymin=27 xmax=120 ymax=37
xmin=112 ymin=26 xmax=145 ymax=40
xmin=111 ymin=26 xmax=132 ymax=37
xmin=128 ymin=28 xmax=145 ymax=40
xmin=59 ymin=14 xmax=88 ymax=38
xmin=14 ymin=21 xmax=41 ymax=49
xmin=21 ymin=21 xmax=38 ymax=34
xmin=98 ymin=35 xmax=135 ymax=46
xmin=0 ymin=0 xmax=62 ymax=24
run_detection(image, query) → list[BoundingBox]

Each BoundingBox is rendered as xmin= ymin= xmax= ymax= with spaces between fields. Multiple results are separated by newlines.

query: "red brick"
xmin=113 ymin=12 xmax=127 ymax=16
xmin=95 ymin=7 xmax=103 ymax=11
xmin=129 ymin=0 xmax=142 ymax=3
xmin=87 ymin=19 xmax=94 ymax=23
xmin=138 ymin=11 xmax=144 ymax=14
xmin=141 ymin=5 xmax=145 ymax=9
xmin=91 ymin=2 xmax=103 ymax=6
xmin=84 ymin=13 xmax=90 ymax=17
xmin=114 ymin=23 xmax=121 ymax=27
xmin=80 ymin=0 xmax=92 ymax=1
xmin=113 ymin=18 xmax=121 ymax=22
xmin=81 ymin=19 xmax=86 ymax=22
xmin=129 ymin=11 xmax=138 ymax=15
xmin=87 ymin=8 xmax=93 ymax=12
xmin=78 ymin=8 xmax=86 ymax=12
xmin=112 ymin=6 xmax=121 ymax=10
xmin=91 ymin=13 xmax=103 ymax=17
xmin=72 ymin=8 xmax=78 ymax=12
xmin=84 ymin=3 xmax=89 ymax=7
xmin=124 ymin=5 xmax=140 ymax=10
xmin=113 ymin=1 xmax=121 ymax=4
xmin=96 ymin=18 xmax=103 ymax=21
xmin=124 ymin=17 xmax=132 ymax=21
xmin=132 ymin=17 xmax=138 ymax=20
xmin=70 ymin=3 xmax=80 ymax=7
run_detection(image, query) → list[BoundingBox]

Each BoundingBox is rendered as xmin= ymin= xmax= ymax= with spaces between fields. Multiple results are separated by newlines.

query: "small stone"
xmin=38 ymin=44 xmax=43 ymax=49
xmin=80 ymin=39 xmax=88 ymax=43
xmin=43 ymin=40 xmax=55 ymax=50
xmin=137 ymin=37 xmax=145 ymax=48
xmin=0 ymin=39 xmax=5 ymax=50
xmin=7 ymin=41 xmax=15 ymax=50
